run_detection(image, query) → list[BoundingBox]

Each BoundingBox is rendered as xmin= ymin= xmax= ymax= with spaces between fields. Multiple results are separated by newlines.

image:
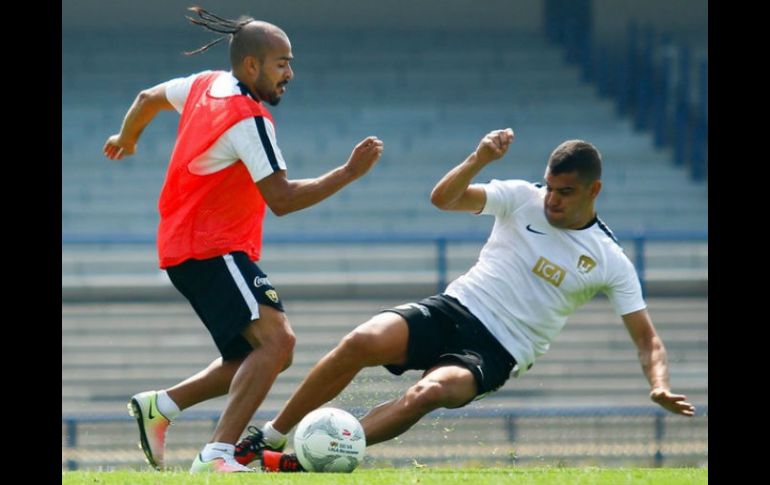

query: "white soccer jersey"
xmin=163 ymin=70 xmax=287 ymax=182
xmin=445 ymin=179 xmax=646 ymax=376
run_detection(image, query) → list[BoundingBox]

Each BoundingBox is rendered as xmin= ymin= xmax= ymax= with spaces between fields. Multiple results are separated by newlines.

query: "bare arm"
xmin=257 ymin=136 xmax=383 ymax=216
xmin=103 ymin=83 xmax=175 ymax=160
xmin=430 ymin=128 xmax=514 ymax=212
xmin=622 ymin=309 xmax=695 ymax=416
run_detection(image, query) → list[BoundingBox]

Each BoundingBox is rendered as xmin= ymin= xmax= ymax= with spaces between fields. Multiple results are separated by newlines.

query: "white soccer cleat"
xmin=127 ymin=390 xmax=171 ymax=470
xmin=190 ymin=453 xmax=257 ymax=473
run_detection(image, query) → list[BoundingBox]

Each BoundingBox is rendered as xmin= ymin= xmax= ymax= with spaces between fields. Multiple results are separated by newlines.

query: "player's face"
xmin=543 ymin=169 xmax=601 ymax=229
xmin=255 ymin=36 xmax=294 ymax=106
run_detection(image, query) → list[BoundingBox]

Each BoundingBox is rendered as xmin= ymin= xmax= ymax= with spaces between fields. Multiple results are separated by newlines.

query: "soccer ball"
xmin=293 ymin=407 xmax=366 ymax=472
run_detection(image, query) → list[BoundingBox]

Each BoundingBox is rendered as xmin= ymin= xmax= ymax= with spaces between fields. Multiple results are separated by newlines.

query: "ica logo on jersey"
xmin=532 ymin=256 xmax=566 ymax=287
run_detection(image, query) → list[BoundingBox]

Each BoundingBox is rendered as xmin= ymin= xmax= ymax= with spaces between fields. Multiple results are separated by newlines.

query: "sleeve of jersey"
xmin=163 ymin=71 xmax=211 ymax=113
xmin=228 ymin=116 xmax=288 ymax=183
xmin=605 ymin=254 xmax=647 ymax=316
xmin=479 ymin=179 xmax=531 ymax=218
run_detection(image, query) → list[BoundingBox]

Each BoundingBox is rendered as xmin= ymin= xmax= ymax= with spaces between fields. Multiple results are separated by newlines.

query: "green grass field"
xmin=62 ymin=468 xmax=707 ymax=485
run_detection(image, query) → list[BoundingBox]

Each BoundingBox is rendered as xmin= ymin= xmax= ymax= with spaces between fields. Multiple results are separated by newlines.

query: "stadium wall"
xmin=62 ymin=0 xmax=542 ymax=32
xmin=63 ymin=0 xmax=706 ymax=36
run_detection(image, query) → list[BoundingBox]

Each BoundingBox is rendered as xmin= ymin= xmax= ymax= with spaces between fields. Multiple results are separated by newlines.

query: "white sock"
xmin=200 ymin=442 xmax=235 ymax=461
xmin=156 ymin=390 xmax=181 ymax=420
xmin=262 ymin=421 xmax=288 ymax=448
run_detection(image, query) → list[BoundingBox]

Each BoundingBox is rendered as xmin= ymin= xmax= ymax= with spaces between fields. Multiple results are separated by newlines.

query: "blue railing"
xmin=62 ymin=230 xmax=708 ymax=295
xmin=61 ymin=405 xmax=708 ymax=470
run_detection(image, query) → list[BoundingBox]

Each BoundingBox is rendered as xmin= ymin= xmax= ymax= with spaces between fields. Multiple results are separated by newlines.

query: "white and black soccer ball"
xmin=293 ymin=407 xmax=366 ymax=472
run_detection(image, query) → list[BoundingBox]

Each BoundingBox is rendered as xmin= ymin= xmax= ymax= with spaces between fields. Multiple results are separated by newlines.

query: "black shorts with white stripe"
xmin=166 ymin=251 xmax=284 ymax=361
xmin=382 ymin=294 xmax=517 ymax=405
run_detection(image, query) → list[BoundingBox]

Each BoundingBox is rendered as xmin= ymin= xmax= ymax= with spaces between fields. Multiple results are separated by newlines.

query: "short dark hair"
xmin=547 ymin=140 xmax=602 ymax=183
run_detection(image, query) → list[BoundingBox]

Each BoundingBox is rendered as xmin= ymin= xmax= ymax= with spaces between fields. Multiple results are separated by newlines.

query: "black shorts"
xmin=382 ymin=294 xmax=517 ymax=404
xmin=166 ymin=251 xmax=285 ymax=361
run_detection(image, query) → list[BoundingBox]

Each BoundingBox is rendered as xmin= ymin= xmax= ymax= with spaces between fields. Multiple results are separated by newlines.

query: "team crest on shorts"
xmin=265 ymin=289 xmax=280 ymax=303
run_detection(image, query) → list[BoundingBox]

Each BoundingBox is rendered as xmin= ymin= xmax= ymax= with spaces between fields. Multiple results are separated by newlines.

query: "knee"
xmin=404 ymin=380 xmax=446 ymax=413
xmin=257 ymin=318 xmax=295 ymax=366
xmin=280 ymin=348 xmax=294 ymax=372
xmin=337 ymin=328 xmax=377 ymax=362
xmin=276 ymin=327 xmax=296 ymax=365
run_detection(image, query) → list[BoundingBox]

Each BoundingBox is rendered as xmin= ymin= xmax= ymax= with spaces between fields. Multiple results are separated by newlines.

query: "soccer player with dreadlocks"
xmin=103 ymin=6 xmax=383 ymax=473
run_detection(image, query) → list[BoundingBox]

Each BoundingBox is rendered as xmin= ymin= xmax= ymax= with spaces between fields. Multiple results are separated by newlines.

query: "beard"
xmin=255 ymin=84 xmax=282 ymax=106
xmin=264 ymin=94 xmax=282 ymax=106
xmin=256 ymin=76 xmax=287 ymax=106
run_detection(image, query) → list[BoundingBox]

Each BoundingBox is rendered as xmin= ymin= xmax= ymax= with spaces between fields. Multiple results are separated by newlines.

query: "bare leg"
xmin=271 ymin=312 xmax=410 ymax=434
xmin=360 ymin=364 xmax=477 ymax=445
xmin=210 ymin=304 xmax=296 ymax=444
xmin=166 ymin=357 xmax=244 ymax=410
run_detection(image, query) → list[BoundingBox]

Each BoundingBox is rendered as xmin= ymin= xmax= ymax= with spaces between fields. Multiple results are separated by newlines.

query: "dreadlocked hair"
xmin=184 ymin=6 xmax=254 ymax=56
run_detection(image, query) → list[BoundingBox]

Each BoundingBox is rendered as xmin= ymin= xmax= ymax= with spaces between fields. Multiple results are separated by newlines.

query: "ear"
xmin=589 ymin=180 xmax=602 ymax=199
xmin=243 ymin=55 xmax=260 ymax=75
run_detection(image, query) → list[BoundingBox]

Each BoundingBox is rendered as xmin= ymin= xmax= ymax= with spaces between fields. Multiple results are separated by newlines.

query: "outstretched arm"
xmin=430 ymin=128 xmax=514 ymax=212
xmin=257 ymin=136 xmax=383 ymax=216
xmin=103 ymin=83 xmax=175 ymax=160
xmin=622 ymin=309 xmax=695 ymax=416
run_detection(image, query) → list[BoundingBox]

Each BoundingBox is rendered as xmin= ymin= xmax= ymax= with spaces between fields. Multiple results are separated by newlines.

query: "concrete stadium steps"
xmin=62 ymin=298 xmax=708 ymax=415
xmin=63 ymin=28 xmax=707 ymax=238
xmin=62 ymin=295 xmax=707 ymax=468
xmin=62 ymin=194 xmax=706 ymax=235
xmin=62 ymin=379 xmax=708 ymax=415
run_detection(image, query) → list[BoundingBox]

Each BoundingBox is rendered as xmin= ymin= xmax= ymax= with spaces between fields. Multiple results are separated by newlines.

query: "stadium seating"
xmin=62 ymin=297 xmax=708 ymax=468
xmin=62 ymin=29 xmax=707 ymax=238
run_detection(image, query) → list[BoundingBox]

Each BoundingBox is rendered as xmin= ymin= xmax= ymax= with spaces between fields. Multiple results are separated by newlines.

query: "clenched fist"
xmin=475 ymin=128 xmax=514 ymax=165
xmin=345 ymin=136 xmax=384 ymax=179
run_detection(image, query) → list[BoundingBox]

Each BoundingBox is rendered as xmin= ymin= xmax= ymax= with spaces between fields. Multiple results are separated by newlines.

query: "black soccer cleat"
xmin=234 ymin=426 xmax=266 ymax=466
